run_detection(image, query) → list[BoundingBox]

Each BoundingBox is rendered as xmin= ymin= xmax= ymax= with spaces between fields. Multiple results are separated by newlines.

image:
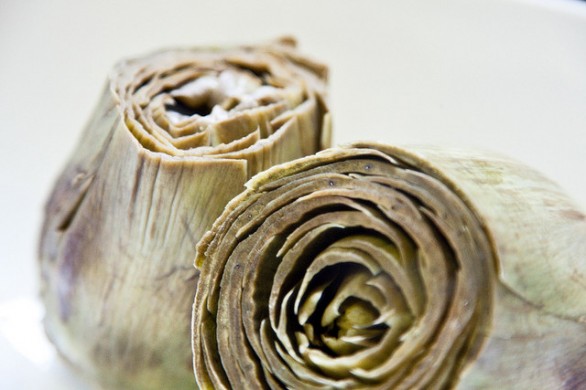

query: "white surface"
xmin=1 ymin=0 xmax=585 ymax=387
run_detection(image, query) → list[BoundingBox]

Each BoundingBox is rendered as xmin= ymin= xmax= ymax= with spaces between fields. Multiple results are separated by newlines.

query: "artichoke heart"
xmin=193 ymin=142 xmax=586 ymax=389
xmin=38 ymin=38 xmax=330 ymax=389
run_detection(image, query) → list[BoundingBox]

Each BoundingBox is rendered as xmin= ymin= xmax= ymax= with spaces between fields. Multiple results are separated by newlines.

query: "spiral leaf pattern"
xmin=112 ymin=37 xmax=330 ymax=165
xmin=193 ymin=144 xmax=497 ymax=389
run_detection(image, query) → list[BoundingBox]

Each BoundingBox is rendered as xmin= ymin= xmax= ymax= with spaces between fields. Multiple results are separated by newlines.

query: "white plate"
xmin=1 ymin=0 xmax=585 ymax=388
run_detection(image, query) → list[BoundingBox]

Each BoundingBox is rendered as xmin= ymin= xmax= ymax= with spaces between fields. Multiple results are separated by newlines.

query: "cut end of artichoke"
xmin=192 ymin=144 xmax=496 ymax=389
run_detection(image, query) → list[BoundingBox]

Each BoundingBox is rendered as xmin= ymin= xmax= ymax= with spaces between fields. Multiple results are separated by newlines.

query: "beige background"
xmin=1 ymin=0 xmax=585 ymax=387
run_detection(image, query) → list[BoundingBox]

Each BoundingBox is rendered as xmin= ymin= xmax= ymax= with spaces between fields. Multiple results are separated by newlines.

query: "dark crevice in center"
xmin=301 ymin=263 xmax=390 ymax=357
xmin=165 ymin=99 xmax=212 ymax=117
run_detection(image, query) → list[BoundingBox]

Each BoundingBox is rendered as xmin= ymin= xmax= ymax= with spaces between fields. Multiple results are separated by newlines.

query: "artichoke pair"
xmin=39 ymin=39 xmax=586 ymax=389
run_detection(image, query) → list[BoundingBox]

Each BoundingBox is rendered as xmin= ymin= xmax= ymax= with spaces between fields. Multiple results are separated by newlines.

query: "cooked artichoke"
xmin=38 ymin=38 xmax=330 ymax=389
xmin=193 ymin=143 xmax=586 ymax=389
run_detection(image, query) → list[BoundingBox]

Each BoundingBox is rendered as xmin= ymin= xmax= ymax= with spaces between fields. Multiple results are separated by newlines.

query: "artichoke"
xmin=193 ymin=142 xmax=586 ymax=389
xmin=38 ymin=38 xmax=330 ymax=389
